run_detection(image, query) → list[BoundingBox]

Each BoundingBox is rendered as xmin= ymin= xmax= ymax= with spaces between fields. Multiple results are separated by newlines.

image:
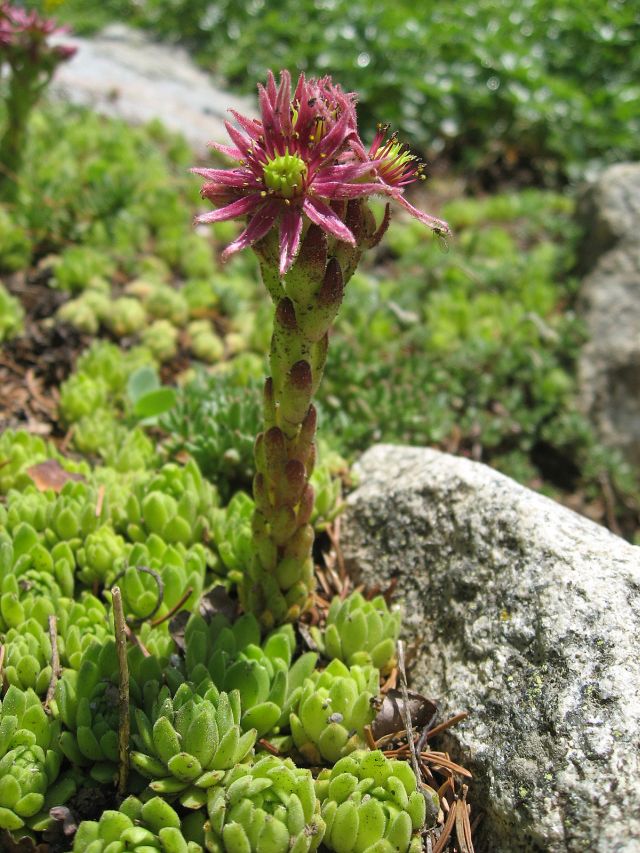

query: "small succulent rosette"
xmin=204 ymin=754 xmax=325 ymax=853
xmin=312 ymin=591 xmax=402 ymax=674
xmin=68 ymin=795 xmax=203 ymax=853
xmin=131 ymin=682 xmax=256 ymax=808
xmin=172 ymin=612 xmax=318 ymax=739
xmin=53 ymin=640 xmax=121 ymax=784
xmin=316 ymin=749 xmax=438 ymax=853
xmin=0 ymin=686 xmax=75 ymax=834
xmin=290 ymin=659 xmax=378 ymax=764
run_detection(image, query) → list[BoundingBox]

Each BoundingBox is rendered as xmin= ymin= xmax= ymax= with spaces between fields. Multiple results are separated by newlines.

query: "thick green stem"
xmin=0 ymin=64 xmax=46 ymax=203
xmin=243 ymin=202 xmax=383 ymax=628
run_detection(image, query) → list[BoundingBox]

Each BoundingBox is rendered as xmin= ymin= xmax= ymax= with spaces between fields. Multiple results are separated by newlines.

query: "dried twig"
xmin=45 ymin=614 xmax=60 ymax=710
xmin=432 ymin=800 xmax=457 ymax=853
xmin=364 ymin=725 xmax=377 ymax=750
xmin=257 ymin=738 xmax=280 ymax=755
xmin=325 ymin=517 xmax=346 ymax=583
xmin=151 ymin=586 xmax=194 ymax=628
xmin=110 ymin=565 xmax=164 ymax=624
xmin=456 ymin=785 xmax=474 ymax=853
xmin=95 ymin=484 xmax=105 ymax=518
xmin=112 ymin=586 xmax=130 ymax=798
xmin=426 ymin=711 xmax=469 ymax=740
xmin=396 ymin=641 xmax=422 ymax=798
xmin=124 ymin=624 xmax=151 ymax=658
xmin=420 ymin=751 xmax=473 ymax=779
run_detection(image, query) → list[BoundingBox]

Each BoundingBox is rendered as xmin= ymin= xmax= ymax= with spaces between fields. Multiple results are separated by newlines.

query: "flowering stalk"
xmin=194 ymin=71 xmax=449 ymax=628
xmin=0 ymin=3 xmax=76 ymax=202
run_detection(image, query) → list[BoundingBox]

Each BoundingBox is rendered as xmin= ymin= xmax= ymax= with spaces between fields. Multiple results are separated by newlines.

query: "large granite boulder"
xmin=342 ymin=444 xmax=640 ymax=853
xmin=577 ymin=163 xmax=640 ymax=468
xmin=50 ymin=25 xmax=254 ymax=153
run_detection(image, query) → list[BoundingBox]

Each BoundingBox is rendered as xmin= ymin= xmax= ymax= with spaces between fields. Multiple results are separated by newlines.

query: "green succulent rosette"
xmin=1 ymin=517 xmax=73 ymax=603
xmin=53 ymin=640 xmax=121 ymax=784
xmin=121 ymin=459 xmax=218 ymax=547
xmin=316 ymin=750 xmax=437 ymax=853
xmin=210 ymin=491 xmax=254 ymax=584
xmin=204 ymin=754 xmax=325 ymax=853
xmin=57 ymin=294 xmax=101 ymax=334
xmin=141 ymin=319 xmax=180 ymax=362
xmin=312 ymin=592 xmax=402 ymax=675
xmin=4 ymin=486 xmax=53 ymax=533
xmin=59 ymin=373 xmax=110 ymax=423
xmin=76 ymin=525 xmax=128 ymax=586
xmin=161 ymin=370 xmax=262 ymax=501
xmin=0 ymin=534 xmax=63 ymax=632
xmin=104 ymin=296 xmax=147 ymax=337
xmin=144 ymin=283 xmax=189 ymax=326
xmin=308 ymin=449 xmax=346 ymax=531
xmin=1 ymin=618 xmax=52 ymax=695
xmin=131 ymin=682 xmax=256 ymax=808
xmin=0 ymin=686 xmax=75 ymax=833
xmin=110 ymin=536 xmax=207 ymax=621
xmin=42 ymin=480 xmax=104 ymax=547
xmin=73 ymin=409 xmax=124 ymax=457
xmin=290 ymin=659 xmax=378 ymax=764
xmin=187 ymin=319 xmax=224 ymax=363
xmin=56 ymin=591 xmax=113 ymax=669
xmin=174 ymin=612 xmax=317 ymax=738
xmin=69 ymin=794 xmax=203 ymax=853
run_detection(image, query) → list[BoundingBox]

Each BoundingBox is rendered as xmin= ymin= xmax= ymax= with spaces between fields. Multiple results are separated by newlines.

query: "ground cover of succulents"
xmin=1 ymin=7 xmax=639 ymax=853
xmin=0 ymin=25 xmax=485 ymax=848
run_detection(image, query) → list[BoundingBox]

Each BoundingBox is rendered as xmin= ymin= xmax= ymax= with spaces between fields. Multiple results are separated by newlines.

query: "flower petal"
xmin=392 ymin=192 xmax=451 ymax=234
xmin=312 ymin=180 xmax=382 ymax=199
xmin=279 ymin=207 xmax=303 ymax=275
xmin=258 ymin=84 xmax=278 ymax=155
xmin=191 ymin=167 xmax=260 ymax=188
xmin=224 ymin=120 xmax=254 ymax=160
xmin=207 ymin=141 xmax=243 ymax=160
xmin=275 ymin=69 xmax=293 ymax=137
xmin=266 ymin=69 xmax=278 ymax=102
xmin=228 ymin=109 xmax=263 ymax=140
xmin=303 ymin=197 xmax=355 ymax=245
xmin=195 ymin=194 xmax=262 ymax=224
xmin=221 ymin=200 xmax=281 ymax=261
xmin=317 ymin=162 xmax=379 ymax=181
xmin=311 ymin=103 xmax=352 ymax=164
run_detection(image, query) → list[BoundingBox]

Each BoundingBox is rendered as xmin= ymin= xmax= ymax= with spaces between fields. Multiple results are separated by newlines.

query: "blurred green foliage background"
xmin=54 ymin=0 xmax=640 ymax=183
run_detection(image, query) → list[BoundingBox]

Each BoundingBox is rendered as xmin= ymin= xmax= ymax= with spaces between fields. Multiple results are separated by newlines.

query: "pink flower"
xmin=353 ymin=123 xmax=451 ymax=237
xmin=193 ymin=70 xmax=383 ymax=275
xmin=0 ymin=3 xmax=76 ymax=65
xmin=194 ymin=70 xmax=449 ymax=274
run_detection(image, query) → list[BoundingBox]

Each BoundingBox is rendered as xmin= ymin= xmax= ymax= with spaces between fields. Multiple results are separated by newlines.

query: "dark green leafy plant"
xmin=162 ymin=371 xmax=263 ymax=500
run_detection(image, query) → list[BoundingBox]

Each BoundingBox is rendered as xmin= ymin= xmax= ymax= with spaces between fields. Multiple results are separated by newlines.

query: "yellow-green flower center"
xmin=375 ymin=140 xmax=416 ymax=178
xmin=263 ymin=152 xmax=307 ymax=198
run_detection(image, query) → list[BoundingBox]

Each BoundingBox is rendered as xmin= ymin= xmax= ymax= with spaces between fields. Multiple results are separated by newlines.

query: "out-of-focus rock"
xmin=577 ymin=163 xmax=640 ymax=469
xmin=50 ymin=24 xmax=254 ymax=153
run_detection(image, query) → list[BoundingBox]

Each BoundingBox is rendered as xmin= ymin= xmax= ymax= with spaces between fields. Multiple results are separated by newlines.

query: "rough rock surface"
xmin=577 ymin=163 xmax=640 ymax=467
xmin=342 ymin=444 xmax=640 ymax=853
xmin=50 ymin=25 xmax=254 ymax=153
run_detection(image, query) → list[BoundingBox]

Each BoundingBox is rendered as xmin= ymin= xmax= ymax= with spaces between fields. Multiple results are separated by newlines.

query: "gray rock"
xmin=342 ymin=444 xmax=640 ymax=853
xmin=50 ymin=25 xmax=254 ymax=153
xmin=577 ymin=163 xmax=640 ymax=468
